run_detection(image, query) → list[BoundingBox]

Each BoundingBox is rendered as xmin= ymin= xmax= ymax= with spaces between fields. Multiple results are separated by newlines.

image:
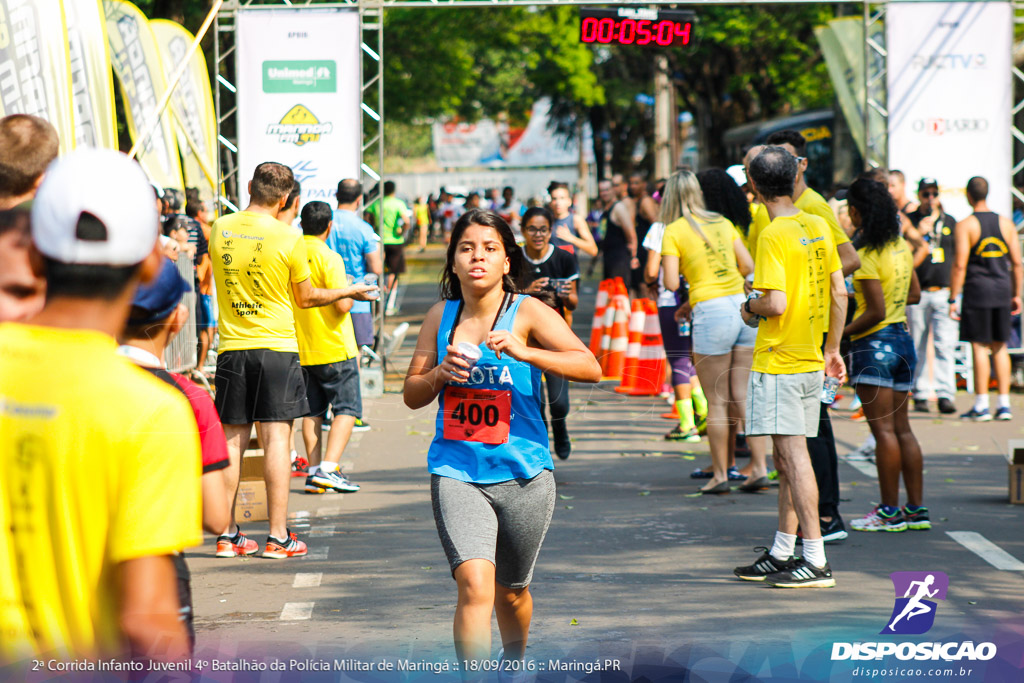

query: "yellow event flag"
xmin=0 ymin=0 xmax=76 ymax=153
xmin=104 ymin=0 xmax=184 ymax=190
xmin=151 ymin=19 xmax=217 ymax=202
xmin=64 ymin=0 xmax=117 ymax=149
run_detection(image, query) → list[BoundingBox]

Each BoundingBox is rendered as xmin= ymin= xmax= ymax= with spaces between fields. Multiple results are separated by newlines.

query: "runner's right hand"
xmin=438 ymin=345 xmax=471 ymax=383
xmin=348 ymin=283 xmax=380 ymax=301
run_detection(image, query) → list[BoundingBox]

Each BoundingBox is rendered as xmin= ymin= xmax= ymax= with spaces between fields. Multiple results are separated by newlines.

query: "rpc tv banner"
xmin=236 ymin=8 xmax=360 ymax=209
xmin=887 ymin=1 xmax=1012 ymax=220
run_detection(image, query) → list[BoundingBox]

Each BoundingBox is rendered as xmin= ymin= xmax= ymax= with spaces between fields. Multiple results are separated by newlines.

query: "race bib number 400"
xmin=443 ymin=386 xmax=511 ymax=444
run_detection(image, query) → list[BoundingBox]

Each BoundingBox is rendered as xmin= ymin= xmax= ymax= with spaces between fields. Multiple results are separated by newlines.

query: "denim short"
xmin=850 ymin=323 xmax=917 ymax=392
xmin=692 ymin=292 xmax=757 ymax=356
xmin=197 ymin=293 xmax=215 ymax=329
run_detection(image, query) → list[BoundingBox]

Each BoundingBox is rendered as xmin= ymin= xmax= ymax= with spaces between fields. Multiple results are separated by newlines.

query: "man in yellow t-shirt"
xmin=734 ymin=146 xmax=847 ymax=589
xmin=757 ymin=129 xmax=856 ymax=546
xmin=1 ymin=149 xmax=200 ymax=662
xmin=294 ymin=201 xmax=364 ymax=496
xmin=209 ymin=162 xmax=377 ymax=560
xmin=746 ymin=130 xmax=859 ymax=278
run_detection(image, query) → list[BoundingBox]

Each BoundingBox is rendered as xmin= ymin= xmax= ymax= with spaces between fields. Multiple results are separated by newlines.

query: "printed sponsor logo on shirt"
xmin=221 ymin=230 xmax=265 ymax=241
xmin=266 ymin=105 xmax=333 ymax=146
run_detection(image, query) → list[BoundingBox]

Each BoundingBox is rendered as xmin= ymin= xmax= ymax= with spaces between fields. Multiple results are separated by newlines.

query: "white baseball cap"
xmin=31 ymin=149 xmax=159 ymax=266
xmin=726 ymin=164 xmax=747 ymax=188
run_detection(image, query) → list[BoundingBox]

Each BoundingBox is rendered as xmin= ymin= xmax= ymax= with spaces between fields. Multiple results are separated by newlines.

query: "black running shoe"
xmin=764 ymin=558 xmax=835 ymax=588
xmin=902 ymin=505 xmax=932 ymax=530
xmin=733 ymin=547 xmax=798 ymax=582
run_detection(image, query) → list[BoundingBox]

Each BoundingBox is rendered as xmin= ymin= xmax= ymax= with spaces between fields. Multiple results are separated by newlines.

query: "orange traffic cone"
xmin=589 ymin=280 xmax=610 ymax=357
xmin=627 ymin=299 xmax=668 ymax=396
xmin=615 ymin=299 xmax=647 ymax=394
xmin=601 ymin=291 xmax=630 ymax=380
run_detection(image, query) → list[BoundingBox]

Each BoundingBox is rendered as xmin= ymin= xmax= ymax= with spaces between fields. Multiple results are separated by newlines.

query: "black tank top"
xmin=634 ymin=201 xmax=653 ymax=255
xmin=601 ymin=205 xmax=629 ymax=257
xmin=964 ymin=212 xmax=1012 ymax=307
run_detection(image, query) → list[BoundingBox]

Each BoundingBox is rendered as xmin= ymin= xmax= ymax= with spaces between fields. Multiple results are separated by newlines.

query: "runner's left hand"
xmin=486 ymin=329 xmax=528 ymax=362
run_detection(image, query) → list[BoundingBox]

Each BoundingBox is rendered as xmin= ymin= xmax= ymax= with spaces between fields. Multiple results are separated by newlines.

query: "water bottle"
xmin=363 ymin=273 xmax=379 ymax=300
xmin=678 ymin=320 xmax=691 ymax=336
xmin=821 ymin=376 xmax=841 ymax=404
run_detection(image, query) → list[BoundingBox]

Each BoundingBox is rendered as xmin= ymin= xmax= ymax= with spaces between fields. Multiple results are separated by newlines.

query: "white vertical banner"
xmin=887 ymin=1 xmax=1012 ymax=219
xmin=236 ymin=8 xmax=360 ymax=208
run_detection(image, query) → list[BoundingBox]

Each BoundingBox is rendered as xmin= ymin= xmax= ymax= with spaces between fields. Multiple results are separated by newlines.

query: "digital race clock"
xmin=579 ymin=7 xmax=695 ymax=48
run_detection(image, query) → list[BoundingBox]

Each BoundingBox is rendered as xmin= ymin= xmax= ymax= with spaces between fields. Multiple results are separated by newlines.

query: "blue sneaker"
xmin=996 ymin=406 xmax=1012 ymax=421
xmin=960 ymin=407 xmax=992 ymax=422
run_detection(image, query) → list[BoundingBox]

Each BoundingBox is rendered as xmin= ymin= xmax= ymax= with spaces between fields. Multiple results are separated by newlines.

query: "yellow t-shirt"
xmin=852 ymin=238 xmax=915 ymax=340
xmin=752 ymin=212 xmax=841 ymax=375
xmin=748 ymin=188 xmax=850 ymax=264
xmin=660 ymin=214 xmax=745 ymax=305
xmin=210 ymin=211 xmax=312 ymax=353
xmin=0 ymin=325 xmax=202 ymax=659
xmin=294 ymin=236 xmax=359 ymax=365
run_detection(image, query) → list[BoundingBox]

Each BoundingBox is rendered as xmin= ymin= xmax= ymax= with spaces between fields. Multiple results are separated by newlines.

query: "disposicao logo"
xmin=262 ymin=60 xmax=336 ymax=93
xmin=831 ymin=571 xmax=997 ymax=662
xmin=266 ymin=105 xmax=333 ymax=146
xmin=883 ymin=571 xmax=948 ymax=635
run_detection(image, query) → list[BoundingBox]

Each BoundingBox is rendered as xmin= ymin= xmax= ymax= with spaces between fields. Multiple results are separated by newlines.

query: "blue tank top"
xmin=428 ymin=295 xmax=552 ymax=484
xmin=551 ymin=214 xmax=578 ymax=257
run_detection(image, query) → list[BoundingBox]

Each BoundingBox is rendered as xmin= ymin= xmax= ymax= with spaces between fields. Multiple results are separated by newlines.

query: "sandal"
xmin=727 ymin=466 xmax=748 ymax=481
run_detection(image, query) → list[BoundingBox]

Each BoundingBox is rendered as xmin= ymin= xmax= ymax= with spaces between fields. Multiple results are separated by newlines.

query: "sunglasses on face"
xmin=525 ymin=226 xmax=551 ymax=235
xmin=921 ymin=191 xmax=938 ymax=198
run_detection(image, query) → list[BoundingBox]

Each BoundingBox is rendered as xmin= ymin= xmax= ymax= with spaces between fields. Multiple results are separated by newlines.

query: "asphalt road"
xmin=186 ymin=272 xmax=1024 ymax=682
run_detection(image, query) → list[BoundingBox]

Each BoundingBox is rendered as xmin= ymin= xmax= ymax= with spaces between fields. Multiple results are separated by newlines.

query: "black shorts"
xmin=302 ymin=357 xmax=362 ymax=419
xmin=214 ymin=349 xmax=309 ymax=424
xmin=960 ymin=305 xmax=1011 ymax=344
xmin=384 ymin=244 xmax=406 ymax=275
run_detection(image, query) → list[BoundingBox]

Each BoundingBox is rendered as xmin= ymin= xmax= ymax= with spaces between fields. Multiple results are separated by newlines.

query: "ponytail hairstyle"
xmin=847 ymin=178 xmax=901 ymax=253
xmin=439 ymin=208 xmax=524 ymax=300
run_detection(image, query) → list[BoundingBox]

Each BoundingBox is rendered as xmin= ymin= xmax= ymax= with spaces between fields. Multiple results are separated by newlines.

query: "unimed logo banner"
xmin=887 ymin=1 xmax=1012 ymax=219
xmin=236 ymin=8 xmax=359 ymax=208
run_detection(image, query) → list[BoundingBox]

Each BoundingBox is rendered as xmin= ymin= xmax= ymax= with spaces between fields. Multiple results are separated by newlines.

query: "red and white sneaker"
xmin=291 ymin=456 xmax=310 ymax=477
xmin=215 ymin=528 xmax=260 ymax=557
xmin=264 ymin=529 xmax=308 ymax=559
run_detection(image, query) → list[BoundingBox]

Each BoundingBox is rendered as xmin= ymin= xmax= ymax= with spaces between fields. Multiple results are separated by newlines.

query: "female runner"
xmin=404 ymin=209 xmax=601 ymax=666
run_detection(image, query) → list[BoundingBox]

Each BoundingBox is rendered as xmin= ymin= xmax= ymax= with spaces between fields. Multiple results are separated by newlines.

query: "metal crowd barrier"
xmin=164 ymin=252 xmax=199 ymax=373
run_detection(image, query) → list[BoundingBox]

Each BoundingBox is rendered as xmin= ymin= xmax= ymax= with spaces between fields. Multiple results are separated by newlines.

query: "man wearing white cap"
xmin=0 ymin=149 xmax=201 ymax=661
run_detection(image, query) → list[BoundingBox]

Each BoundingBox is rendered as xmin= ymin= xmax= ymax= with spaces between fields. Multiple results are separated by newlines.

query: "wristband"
xmin=744 ymin=299 xmax=753 ymax=315
xmin=947 ymin=298 xmax=957 ymax=305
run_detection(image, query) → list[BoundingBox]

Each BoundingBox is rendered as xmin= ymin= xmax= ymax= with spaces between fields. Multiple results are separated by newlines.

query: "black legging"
xmin=543 ymin=372 xmax=570 ymax=444
xmin=808 ymin=403 xmax=840 ymax=519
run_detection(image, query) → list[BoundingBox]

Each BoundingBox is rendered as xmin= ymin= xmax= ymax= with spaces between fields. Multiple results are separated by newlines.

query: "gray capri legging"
xmin=431 ymin=470 xmax=556 ymax=589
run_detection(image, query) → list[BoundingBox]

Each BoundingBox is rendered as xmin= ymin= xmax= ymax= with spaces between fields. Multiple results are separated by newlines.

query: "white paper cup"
xmin=457 ymin=341 xmax=482 ymax=365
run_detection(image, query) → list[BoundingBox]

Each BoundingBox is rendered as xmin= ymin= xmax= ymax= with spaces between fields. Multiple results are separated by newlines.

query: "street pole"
xmin=653 ymin=54 xmax=672 ymax=179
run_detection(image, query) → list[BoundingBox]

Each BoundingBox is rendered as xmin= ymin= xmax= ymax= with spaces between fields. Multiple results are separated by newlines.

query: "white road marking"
xmin=309 ymin=525 xmax=336 ymax=537
xmin=317 ymin=507 xmax=342 ymax=518
xmin=843 ymin=458 xmax=878 ymax=479
xmin=292 ymin=572 xmax=322 ymax=588
xmin=280 ymin=602 xmax=315 ymax=620
xmin=947 ymin=531 xmax=1024 ymax=571
xmin=301 ymin=547 xmax=330 ymax=561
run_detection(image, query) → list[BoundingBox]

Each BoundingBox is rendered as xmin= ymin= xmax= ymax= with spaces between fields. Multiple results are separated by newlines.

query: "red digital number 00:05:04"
xmin=580 ymin=18 xmax=691 ymax=46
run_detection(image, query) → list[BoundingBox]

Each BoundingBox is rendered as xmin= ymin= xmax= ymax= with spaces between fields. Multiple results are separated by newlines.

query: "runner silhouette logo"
xmin=882 ymin=571 xmax=949 ymax=635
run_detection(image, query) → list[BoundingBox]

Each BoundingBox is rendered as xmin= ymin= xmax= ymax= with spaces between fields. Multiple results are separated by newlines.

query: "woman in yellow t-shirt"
xmin=843 ymin=178 xmax=926 ymax=534
xmin=660 ymin=170 xmax=760 ymax=494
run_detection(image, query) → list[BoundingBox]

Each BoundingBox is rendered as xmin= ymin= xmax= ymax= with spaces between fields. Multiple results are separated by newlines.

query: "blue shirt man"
xmin=328 ymin=179 xmax=382 ymax=348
